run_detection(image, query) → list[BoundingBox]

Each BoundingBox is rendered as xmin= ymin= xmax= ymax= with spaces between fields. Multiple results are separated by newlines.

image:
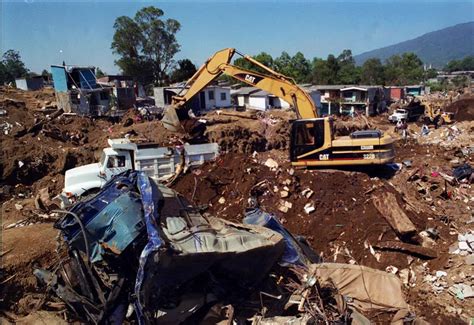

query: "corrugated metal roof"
xmin=249 ymin=90 xmax=271 ymax=97
xmin=232 ymin=87 xmax=259 ymax=95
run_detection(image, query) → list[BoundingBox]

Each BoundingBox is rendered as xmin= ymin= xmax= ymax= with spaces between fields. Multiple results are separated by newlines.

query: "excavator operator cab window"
xmin=293 ymin=119 xmax=324 ymax=156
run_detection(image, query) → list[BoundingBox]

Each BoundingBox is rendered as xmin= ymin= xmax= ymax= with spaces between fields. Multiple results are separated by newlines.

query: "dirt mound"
xmin=172 ymin=153 xmax=430 ymax=270
xmin=444 ymin=97 xmax=474 ymax=121
xmin=204 ymin=110 xmax=291 ymax=153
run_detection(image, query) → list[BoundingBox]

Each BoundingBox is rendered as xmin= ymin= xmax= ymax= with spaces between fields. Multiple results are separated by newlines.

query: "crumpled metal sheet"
xmin=134 ymin=171 xmax=164 ymax=324
xmin=243 ymin=207 xmax=313 ymax=267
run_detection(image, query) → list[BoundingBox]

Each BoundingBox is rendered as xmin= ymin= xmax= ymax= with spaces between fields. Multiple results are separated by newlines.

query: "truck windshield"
xmin=396 ymin=110 xmax=406 ymax=114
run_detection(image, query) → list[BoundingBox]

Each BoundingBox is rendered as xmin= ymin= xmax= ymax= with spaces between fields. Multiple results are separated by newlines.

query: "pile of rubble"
xmin=29 ymin=171 xmax=421 ymax=324
xmin=1 ymin=87 xmax=473 ymax=323
xmin=415 ymin=120 xmax=474 ymax=149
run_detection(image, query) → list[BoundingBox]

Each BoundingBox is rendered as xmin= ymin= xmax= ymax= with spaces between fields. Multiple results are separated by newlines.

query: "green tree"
xmin=1 ymin=50 xmax=29 ymax=84
xmin=385 ymin=53 xmax=423 ymax=85
xmin=452 ymin=75 xmax=469 ymax=88
xmin=111 ymin=6 xmax=181 ymax=86
xmin=95 ymin=67 xmax=106 ymax=78
xmin=41 ymin=69 xmax=51 ymax=80
xmin=274 ymin=51 xmax=311 ymax=83
xmin=234 ymin=51 xmax=274 ymax=74
xmin=445 ymin=56 xmax=474 ymax=72
xmin=310 ymin=58 xmax=331 ymax=84
xmin=424 ymin=68 xmax=438 ymax=79
xmin=170 ymin=59 xmax=197 ymax=83
xmin=361 ymin=58 xmax=385 ymax=85
xmin=336 ymin=49 xmax=360 ymax=84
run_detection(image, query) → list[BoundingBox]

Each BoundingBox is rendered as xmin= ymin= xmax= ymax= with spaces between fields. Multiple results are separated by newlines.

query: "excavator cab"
xmin=290 ymin=117 xmax=395 ymax=166
xmin=290 ymin=119 xmax=328 ymax=161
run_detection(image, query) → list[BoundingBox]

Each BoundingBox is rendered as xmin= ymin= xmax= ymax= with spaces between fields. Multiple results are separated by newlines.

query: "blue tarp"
xmin=243 ymin=207 xmax=311 ymax=267
xmin=134 ymin=172 xmax=163 ymax=324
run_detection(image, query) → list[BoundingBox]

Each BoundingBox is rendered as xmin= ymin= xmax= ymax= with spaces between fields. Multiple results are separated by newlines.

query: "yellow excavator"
xmin=162 ymin=48 xmax=395 ymax=167
xmin=421 ymin=99 xmax=454 ymax=127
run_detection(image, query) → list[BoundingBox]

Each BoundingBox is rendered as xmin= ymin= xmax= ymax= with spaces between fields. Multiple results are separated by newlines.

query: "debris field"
xmin=0 ymin=86 xmax=473 ymax=324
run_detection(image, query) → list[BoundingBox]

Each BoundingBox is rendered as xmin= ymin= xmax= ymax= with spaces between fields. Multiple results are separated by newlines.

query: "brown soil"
xmin=444 ymin=97 xmax=474 ymax=121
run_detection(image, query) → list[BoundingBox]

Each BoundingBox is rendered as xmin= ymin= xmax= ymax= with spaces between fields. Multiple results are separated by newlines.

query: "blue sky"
xmin=1 ymin=0 xmax=473 ymax=74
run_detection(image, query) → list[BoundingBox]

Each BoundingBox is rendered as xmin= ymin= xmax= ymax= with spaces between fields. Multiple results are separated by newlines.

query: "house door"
xmin=199 ymin=92 xmax=206 ymax=110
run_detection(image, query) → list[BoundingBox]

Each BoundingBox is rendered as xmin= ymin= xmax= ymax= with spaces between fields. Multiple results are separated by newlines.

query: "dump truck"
xmin=57 ymin=138 xmax=219 ymax=206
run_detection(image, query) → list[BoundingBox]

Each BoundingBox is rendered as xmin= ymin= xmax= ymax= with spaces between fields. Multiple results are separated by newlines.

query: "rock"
xmin=436 ymin=270 xmax=447 ymax=278
xmin=15 ymin=203 xmax=23 ymax=210
xmin=280 ymin=191 xmax=289 ymax=198
xmin=301 ymin=188 xmax=314 ymax=199
xmin=288 ymin=168 xmax=294 ymax=176
xmin=278 ymin=205 xmax=289 ymax=213
xmin=279 ymin=200 xmax=292 ymax=209
xmin=218 ymin=197 xmax=226 ymax=204
xmin=35 ymin=187 xmax=52 ymax=211
xmin=304 ymin=203 xmax=315 ymax=214
xmin=264 ymin=158 xmax=278 ymax=170
xmin=465 ymin=255 xmax=474 ymax=265
xmin=386 ymin=266 xmax=398 ymax=274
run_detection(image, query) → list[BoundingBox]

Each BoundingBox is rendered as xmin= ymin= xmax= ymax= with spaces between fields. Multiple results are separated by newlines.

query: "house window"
xmin=220 ymin=92 xmax=227 ymax=101
xmin=208 ymin=90 xmax=214 ymax=100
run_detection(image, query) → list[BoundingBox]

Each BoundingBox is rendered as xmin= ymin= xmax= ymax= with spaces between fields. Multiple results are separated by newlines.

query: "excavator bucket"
xmin=161 ymin=106 xmax=183 ymax=132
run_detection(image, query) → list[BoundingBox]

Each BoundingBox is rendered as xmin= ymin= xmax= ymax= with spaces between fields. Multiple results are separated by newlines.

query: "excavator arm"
xmin=162 ymin=48 xmax=318 ymax=131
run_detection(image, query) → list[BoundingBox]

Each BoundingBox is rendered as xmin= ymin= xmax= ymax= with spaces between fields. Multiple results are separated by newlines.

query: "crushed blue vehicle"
xmin=36 ymin=170 xmax=318 ymax=324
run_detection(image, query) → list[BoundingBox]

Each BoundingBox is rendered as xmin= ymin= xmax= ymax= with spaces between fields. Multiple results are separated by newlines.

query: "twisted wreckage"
xmin=35 ymin=170 xmax=423 ymax=324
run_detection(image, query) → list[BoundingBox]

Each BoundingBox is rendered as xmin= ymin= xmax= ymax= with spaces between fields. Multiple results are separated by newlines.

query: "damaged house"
xmin=231 ymin=86 xmax=321 ymax=112
xmin=96 ymin=75 xmax=136 ymax=110
xmin=15 ymin=76 xmax=44 ymax=91
xmin=154 ymin=84 xmax=231 ymax=113
xmin=340 ymin=86 xmax=386 ymax=116
xmin=51 ymin=65 xmax=112 ymax=116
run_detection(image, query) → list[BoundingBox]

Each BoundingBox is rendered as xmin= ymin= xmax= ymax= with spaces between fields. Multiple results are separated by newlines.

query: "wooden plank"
xmin=373 ymin=241 xmax=438 ymax=259
xmin=372 ymin=192 xmax=417 ymax=239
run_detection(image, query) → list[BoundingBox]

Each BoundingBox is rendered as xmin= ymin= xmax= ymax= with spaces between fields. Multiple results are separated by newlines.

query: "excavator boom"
xmin=167 ymin=48 xmax=317 ymax=121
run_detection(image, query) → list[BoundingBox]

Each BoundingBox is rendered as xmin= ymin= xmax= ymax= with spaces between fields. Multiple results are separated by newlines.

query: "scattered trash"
xmin=303 ymin=203 xmax=315 ymax=214
xmin=264 ymin=158 xmax=279 ymax=170
xmin=218 ymin=196 xmax=226 ymax=204
xmin=301 ymin=188 xmax=314 ymax=199
xmin=453 ymin=163 xmax=472 ymax=181
xmin=448 ymin=284 xmax=474 ymax=300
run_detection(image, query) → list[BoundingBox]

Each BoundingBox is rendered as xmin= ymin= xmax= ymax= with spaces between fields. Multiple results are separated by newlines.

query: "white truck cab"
xmin=388 ymin=109 xmax=408 ymax=123
xmin=58 ymin=138 xmax=219 ymax=207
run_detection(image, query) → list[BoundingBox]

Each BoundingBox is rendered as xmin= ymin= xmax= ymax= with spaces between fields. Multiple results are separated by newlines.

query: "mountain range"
xmin=354 ymin=22 xmax=474 ymax=68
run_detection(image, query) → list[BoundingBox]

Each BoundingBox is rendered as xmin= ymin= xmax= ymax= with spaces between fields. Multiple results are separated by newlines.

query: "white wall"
xmin=248 ymin=96 xmax=268 ymax=111
xmin=237 ymin=95 xmax=246 ymax=107
xmin=204 ymin=87 xmax=231 ymax=110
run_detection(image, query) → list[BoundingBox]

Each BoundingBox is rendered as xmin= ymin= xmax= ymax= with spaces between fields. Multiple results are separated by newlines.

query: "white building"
xmin=154 ymin=84 xmax=231 ymax=113
xmin=240 ymin=88 xmax=320 ymax=112
xmin=200 ymin=85 xmax=231 ymax=110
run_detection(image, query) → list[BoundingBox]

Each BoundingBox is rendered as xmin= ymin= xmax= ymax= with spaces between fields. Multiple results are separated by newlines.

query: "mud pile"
xmin=444 ymin=97 xmax=474 ymax=121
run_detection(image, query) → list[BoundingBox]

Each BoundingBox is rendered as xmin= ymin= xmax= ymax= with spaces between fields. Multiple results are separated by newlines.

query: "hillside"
xmin=355 ymin=22 xmax=474 ymax=67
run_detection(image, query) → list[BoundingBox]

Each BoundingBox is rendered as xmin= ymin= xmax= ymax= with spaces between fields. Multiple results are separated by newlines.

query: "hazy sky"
xmin=1 ymin=0 xmax=473 ymax=74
